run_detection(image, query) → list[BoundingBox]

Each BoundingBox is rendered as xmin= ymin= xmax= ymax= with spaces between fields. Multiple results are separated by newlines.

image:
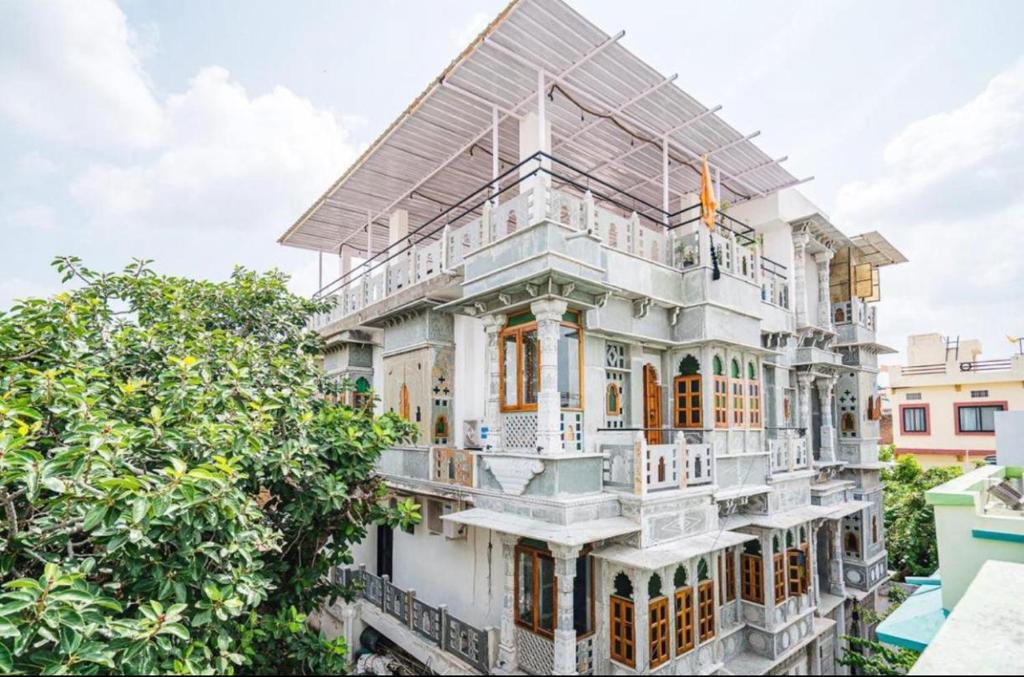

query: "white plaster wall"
xmin=933 ymin=502 xmax=1024 ymax=611
xmin=996 ymin=411 xmax=1024 ymax=467
xmin=803 ymin=249 xmax=820 ymax=327
xmin=453 ymin=315 xmax=487 ymax=447
xmin=372 ymin=344 xmax=385 ymax=416
xmin=391 ymin=524 xmax=503 ymax=630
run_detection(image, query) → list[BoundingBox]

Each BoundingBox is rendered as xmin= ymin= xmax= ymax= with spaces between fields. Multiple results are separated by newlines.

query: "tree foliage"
xmin=882 ymin=455 xmax=961 ymax=580
xmin=839 ymin=635 xmax=919 ymax=676
xmin=0 ymin=258 xmax=417 ymax=674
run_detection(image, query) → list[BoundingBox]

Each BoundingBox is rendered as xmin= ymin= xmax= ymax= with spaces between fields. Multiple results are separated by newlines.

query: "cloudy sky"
xmin=1 ymin=0 xmax=1022 ymax=364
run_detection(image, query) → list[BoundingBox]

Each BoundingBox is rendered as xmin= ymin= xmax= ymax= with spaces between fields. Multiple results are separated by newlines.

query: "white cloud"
xmin=834 ymin=58 xmax=1024 ymax=361
xmin=16 ymin=152 xmax=59 ymax=177
xmin=0 ymin=277 xmax=58 ymax=309
xmin=0 ymin=0 xmax=163 ymax=149
xmin=71 ymin=66 xmax=359 ymax=236
xmin=5 ymin=205 xmax=57 ymax=231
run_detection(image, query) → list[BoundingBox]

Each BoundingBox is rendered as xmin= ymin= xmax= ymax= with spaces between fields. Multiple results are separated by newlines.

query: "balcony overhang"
xmin=441 ymin=507 xmax=639 ymax=547
xmin=850 ymin=231 xmax=908 ymax=267
xmin=592 ymin=530 xmax=755 ymax=572
xmin=279 ymin=0 xmax=802 ymax=256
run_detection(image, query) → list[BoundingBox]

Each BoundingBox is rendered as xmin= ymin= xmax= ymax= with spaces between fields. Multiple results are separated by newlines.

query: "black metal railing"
xmin=760 ymin=255 xmax=787 ymax=279
xmin=342 ymin=566 xmax=493 ymax=673
xmin=313 ymin=150 xmax=758 ymax=299
xmin=960 ymin=359 xmax=1013 ymax=372
xmin=899 ymin=363 xmax=947 ymax=376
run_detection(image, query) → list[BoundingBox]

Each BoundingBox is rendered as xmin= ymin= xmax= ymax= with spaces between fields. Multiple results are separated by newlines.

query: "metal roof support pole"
xmin=318 ymin=251 xmax=323 ymax=292
xmin=491 ymin=106 xmax=500 ymax=205
xmin=366 ymin=211 xmax=374 ymax=259
xmin=662 ymin=137 xmax=670 ymax=217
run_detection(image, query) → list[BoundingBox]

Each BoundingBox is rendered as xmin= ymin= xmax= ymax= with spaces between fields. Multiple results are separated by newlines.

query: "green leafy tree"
xmin=0 ymin=258 xmax=417 ymax=674
xmin=840 ymin=636 xmax=919 ymax=676
xmin=882 ymin=455 xmax=962 ymax=580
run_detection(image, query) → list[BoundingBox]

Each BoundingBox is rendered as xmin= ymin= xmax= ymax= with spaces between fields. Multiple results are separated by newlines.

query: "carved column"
xmin=829 ymin=520 xmax=846 ymax=596
xmin=482 ymin=313 xmax=507 ymax=452
xmin=792 ymin=230 xmax=810 ymax=327
xmin=497 ymin=534 xmax=519 ymax=672
xmin=532 ymin=298 xmax=568 ymax=455
xmin=814 ymin=249 xmax=834 ymax=330
xmin=550 ymin=544 xmax=581 ymax=675
xmin=796 ymin=371 xmax=814 ymax=469
xmin=815 ymin=374 xmax=837 ymax=463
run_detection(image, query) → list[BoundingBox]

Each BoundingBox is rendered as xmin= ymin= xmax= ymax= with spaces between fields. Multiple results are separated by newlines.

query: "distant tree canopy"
xmin=883 ymin=454 xmax=962 ymax=580
xmin=0 ymin=258 xmax=417 ymax=674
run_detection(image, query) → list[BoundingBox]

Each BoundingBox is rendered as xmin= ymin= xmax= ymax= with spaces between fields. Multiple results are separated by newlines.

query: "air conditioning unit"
xmin=441 ymin=501 xmax=467 ymax=540
xmin=464 ymin=419 xmax=485 ymax=450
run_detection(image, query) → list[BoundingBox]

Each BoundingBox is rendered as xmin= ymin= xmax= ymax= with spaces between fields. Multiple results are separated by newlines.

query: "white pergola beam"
xmin=335 ymin=29 xmax=625 ymax=252
xmin=554 ymin=73 xmax=677 ymax=149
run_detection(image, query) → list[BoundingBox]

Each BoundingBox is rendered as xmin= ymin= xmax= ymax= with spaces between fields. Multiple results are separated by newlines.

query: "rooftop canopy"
xmin=279 ymin=0 xmax=804 ymax=255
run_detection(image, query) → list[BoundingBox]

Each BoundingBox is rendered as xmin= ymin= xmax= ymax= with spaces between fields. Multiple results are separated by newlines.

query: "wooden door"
xmin=643 ymin=364 xmax=663 ymax=444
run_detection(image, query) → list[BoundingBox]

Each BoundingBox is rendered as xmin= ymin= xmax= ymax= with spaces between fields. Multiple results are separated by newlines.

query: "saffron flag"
xmin=700 ymin=154 xmax=717 ymax=229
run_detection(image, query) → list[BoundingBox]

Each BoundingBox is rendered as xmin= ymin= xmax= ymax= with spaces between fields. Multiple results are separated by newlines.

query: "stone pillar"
xmin=340 ymin=244 xmax=354 ymax=277
xmin=797 ymin=372 xmax=814 ymax=432
xmin=550 ymin=544 xmax=581 ymax=675
xmin=497 ymin=534 xmax=519 ymax=672
xmin=792 ymin=230 xmax=810 ymax=327
xmin=815 ymin=374 xmax=837 ymax=463
xmin=532 ymin=298 xmax=568 ymax=455
xmin=829 ymin=520 xmax=846 ymax=596
xmin=814 ymin=249 xmax=835 ymax=330
xmin=482 ymin=313 xmax=507 ymax=452
xmin=388 ymin=209 xmax=409 ymax=246
xmin=519 ymin=99 xmax=552 ymax=225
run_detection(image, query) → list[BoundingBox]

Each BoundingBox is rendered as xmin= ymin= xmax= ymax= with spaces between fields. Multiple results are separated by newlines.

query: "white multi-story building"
xmin=280 ymin=1 xmax=905 ymax=673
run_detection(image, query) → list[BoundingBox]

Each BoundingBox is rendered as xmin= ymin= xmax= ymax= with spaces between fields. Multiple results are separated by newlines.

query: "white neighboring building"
xmin=281 ymin=1 xmax=906 ymax=673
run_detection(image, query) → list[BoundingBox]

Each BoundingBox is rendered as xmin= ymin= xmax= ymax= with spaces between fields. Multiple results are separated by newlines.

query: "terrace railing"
xmin=959 ymin=358 xmax=1013 ymax=372
xmin=760 ymin=255 xmax=790 ymax=309
xmin=342 ymin=565 xmax=496 ymax=674
xmin=767 ymin=427 xmax=809 ymax=473
xmin=309 ymin=151 xmax=770 ymax=329
xmin=601 ymin=430 xmax=714 ymax=494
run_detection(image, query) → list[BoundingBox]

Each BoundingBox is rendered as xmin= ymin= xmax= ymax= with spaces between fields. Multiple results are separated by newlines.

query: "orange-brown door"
xmin=643 ymin=364 xmax=663 ymax=444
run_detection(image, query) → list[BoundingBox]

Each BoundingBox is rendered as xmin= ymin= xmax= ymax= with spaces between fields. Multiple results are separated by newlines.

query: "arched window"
xmin=611 ymin=573 xmax=636 ymax=668
xmin=674 ymin=354 xmax=702 ymax=429
xmin=713 ymin=356 xmax=728 ymax=428
xmin=773 ymin=535 xmax=785 ymax=604
xmin=398 ymin=384 xmax=410 ymax=420
xmin=788 ymin=529 xmax=811 ymax=597
xmin=606 ymin=382 xmax=622 ymax=416
xmin=434 ymin=415 xmax=448 ymax=443
xmin=614 ymin=572 xmax=634 ymax=599
xmin=674 ymin=566 xmax=694 ymax=655
xmin=353 ymin=377 xmax=371 ymax=409
xmin=657 ymin=456 xmax=666 ymax=483
xmin=841 ymin=412 xmax=856 ymax=433
xmin=834 ymin=307 xmax=846 ymax=324
xmin=730 ymin=359 xmax=745 ymax=427
xmin=846 ymin=531 xmax=860 ymax=557
xmin=608 ymin=222 xmax=619 ymax=248
xmin=696 ymin=559 xmax=715 ymax=642
xmin=742 ymin=540 xmax=764 ymax=604
xmin=560 ymin=204 xmax=571 ymax=224
xmin=506 ymin=210 xmax=518 ymax=234
xmin=649 ymin=573 xmax=663 ymax=598
xmin=747 ymin=361 xmax=761 ymax=428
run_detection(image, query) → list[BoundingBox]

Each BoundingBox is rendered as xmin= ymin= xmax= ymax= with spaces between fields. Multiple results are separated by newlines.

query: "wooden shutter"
xmin=674 ymin=588 xmax=694 ymax=655
xmin=649 ymin=597 xmax=669 ymax=668
xmin=643 ymin=365 xmax=663 ymax=444
xmin=610 ymin=596 xmax=636 ymax=668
